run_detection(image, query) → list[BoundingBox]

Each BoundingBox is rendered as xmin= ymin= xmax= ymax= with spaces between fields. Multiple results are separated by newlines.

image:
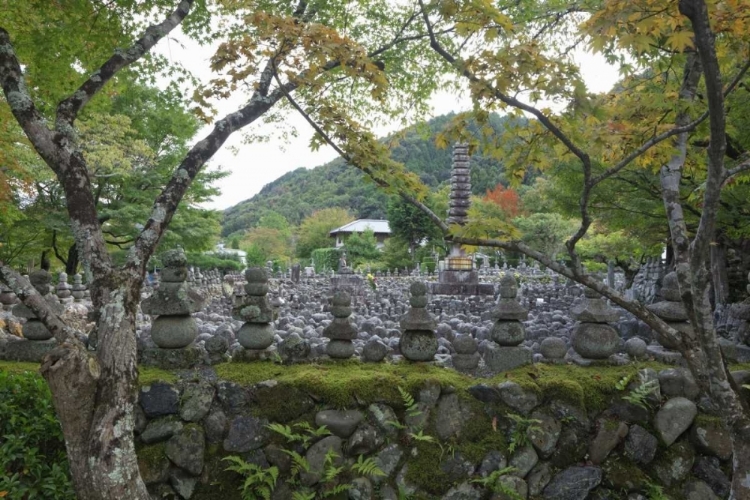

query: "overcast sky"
xmin=155 ymin=29 xmax=621 ymax=212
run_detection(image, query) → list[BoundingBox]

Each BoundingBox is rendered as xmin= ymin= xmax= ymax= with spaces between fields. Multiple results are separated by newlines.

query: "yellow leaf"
xmin=667 ymin=30 xmax=694 ymax=52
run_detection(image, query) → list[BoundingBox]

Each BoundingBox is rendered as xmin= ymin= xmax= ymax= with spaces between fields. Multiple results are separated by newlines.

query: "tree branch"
xmin=55 ymin=0 xmax=194 ymax=131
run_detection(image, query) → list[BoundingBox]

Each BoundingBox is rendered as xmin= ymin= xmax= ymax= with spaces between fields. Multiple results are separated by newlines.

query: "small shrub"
xmin=0 ymin=370 xmax=75 ymax=499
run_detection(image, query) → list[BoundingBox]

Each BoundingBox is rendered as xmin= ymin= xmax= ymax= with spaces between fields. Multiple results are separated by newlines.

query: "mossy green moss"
xmin=601 ymin=454 xmax=649 ymax=491
xmin=0 ymin=360 xmax=42 ymax=374
xmin=404 ymin=440 xmax=454 ymax=495
xmin=138 ymin=366 xmax=177 ymax=385
xmin=136 ymin=441 xmax=167 ymax=470
xmin=1 ymin=361 xmax=178 ymax=386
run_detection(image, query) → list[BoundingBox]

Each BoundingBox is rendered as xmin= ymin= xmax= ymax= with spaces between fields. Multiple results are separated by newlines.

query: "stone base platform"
xmin=1 ymin=338 xmax=58 ymax=362
xmin=484 ymin=345 xmax=531 ymax=372
xmin=232 ymin=345 xmax=279 ymax=362
xmin=565 ymin=349 xmax=629 ymax=367
xmin=429 ymin=270 xmax=494 ymax=296
xmin=139 ymin=344 xmax=203 ymax=369
xmin=330 ymin=275 xmax=364 ymax=298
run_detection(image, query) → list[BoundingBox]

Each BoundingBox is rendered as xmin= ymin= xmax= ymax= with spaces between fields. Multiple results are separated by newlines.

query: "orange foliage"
xmin=483 ymin=183 xmax=522 ymax=217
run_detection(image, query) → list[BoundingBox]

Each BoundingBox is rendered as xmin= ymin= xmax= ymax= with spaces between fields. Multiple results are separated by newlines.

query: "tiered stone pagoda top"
xmin=446 ymin=143 xmax=471 ymax=226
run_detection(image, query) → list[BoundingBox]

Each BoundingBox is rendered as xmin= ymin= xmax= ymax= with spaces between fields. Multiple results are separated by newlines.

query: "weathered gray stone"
xmin=349 ymin=477 xmax=374 ymax=500
xmin=223 ymin=415 xmax=269 ymax=452
xmin=179 ymin=383 xmax=214 ymax=422
xmin=491 ymin=320 xmax=525 ymax=346
xmin=368 ymin=403 xmax=399 ymax=439
xmin=315 ymin=410 xmax=363 ymax=438
xmin=166 ymin=425 xmax=205 ymax=476
xmin=654 ymin=397 xmax=697 ymax=446
xmin=373 ymin=444 xmax=402 ymax=484
xmin=140 ymin=382 xmax=179 ymax=418
xmin=441 ymin=482 xmax=482 ymax=500
xmin=509 ymin=444 xmax=538 ymax=478
xmin=141 ymin=416 xmax=183 ymax=444
xmin=301 ymin=436 xmax=343 ymax=486
xmin=492 ymin=476 xmax=528 ymax=500
xmin=2 ymin=338 xmax=57 ymax=362
xmin=237 ymin=322 xmax=274 ymax=350
xmin=652 ymin=440 xmax=694 ymax=487
xmin=690 ymin=417 xmax=732 ymax=461
xmin=683 ymin=480 xmax=720 ymax=500
xmin=528 ymin=411 xmax=561 ymax=459
xmin=435 ymin=393 xmax=469 ymax=440
xmin=440 ymin=451 xmax=476 ymax=482
xmin=348 ymin=423 xmax=384 ymax=456
xmin=588 ymin=418 xmax=628 ymax=465
xmin=543 ymin=466 xmax=602 ymax=500
xmin=692 ymin=456 xmax=730 ymax=498
xmin=399 ymin=330 xmax=438 ymax=361
xmin=572 ymin=323 xmax=620 ymax=359
xmin=362 ymin=338 xmax=388 ymax=362
xmin=624 ymin=424 xmax=657 ymax=464
xmin=527 ymin=462 xmax=553 ymax=497
xmin=477 ymin=450 xmax=507 ymax=477
xmin=204 ymin=409 xmax=227 ymax=443
xmin=658 ymin=368 xmax=700 ymax=400
xmin=169 ymin=469 xmax=199 ymax=499
xmin=540 ymin=337 xmax=567 ymax=359
xmin=278 ymin=332 xmax=310 ymax=360
xmin=496 ymin=381 xmax=540 ymax=414
xmin=484 ymin=344 xmax=532 ymax=372
xmin=624 ymin=337 xmax=647 ymax=359
xmin=138 ymin=444 xmax=170 ymax=485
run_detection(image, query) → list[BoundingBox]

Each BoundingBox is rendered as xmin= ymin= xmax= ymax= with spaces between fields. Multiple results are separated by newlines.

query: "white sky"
xmin=155 ymin=30 xmax=621 ymax=212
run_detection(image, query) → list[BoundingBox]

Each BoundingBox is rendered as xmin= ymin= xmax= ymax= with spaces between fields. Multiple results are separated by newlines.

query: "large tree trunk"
xmin=710 ymin=240 xmax=729 ymax=307
xmin=41 ymin=283 xmax=148 ymax=500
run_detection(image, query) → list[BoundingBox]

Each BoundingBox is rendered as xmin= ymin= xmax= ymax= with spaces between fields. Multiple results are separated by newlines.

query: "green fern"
xmin=351 ymin=455 xmax=386 ymax=478
xmin=644 ymin=481 xmax=670 ymax=500
xmin=623 ymin=380 xmax=659 ymax=410
xmin=615 ymin=373 xmax=633 ymax=391
xmin=408 ymin=429 xmax=437 ymax=444
xmin=398 ymin=386 xmax=420 ymax=418
xmin=267 ymin=422 xmax=330 ymax=448
xmin=222 ymin=456 xmax=279 ymax=500
xmin=472 ymin=466 xmax=521 ymax=499
xmin=397 ymin=484 xmax=413 ymax=500
xmin=507 ymin=414 xmax=542 ymax=455
xmin=282 ymin=449 xmax=311 ymax=477
xmin=291 ymin=491 xmax=316 ymax=500
xmin=321 ymin=484 xmax=352 ymax=498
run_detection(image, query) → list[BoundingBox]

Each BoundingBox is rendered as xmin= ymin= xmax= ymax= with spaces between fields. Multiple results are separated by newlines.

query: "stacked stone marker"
xmin=646 ymin=271 xmax=688 ymax=350
xmin=232 ymin=267 xmax=275 ymax=358
xmin=323 ymin=291 xmax=357 ymax=359
xmin=484 ymin=273 xmax=532 ymax=372
xmin=571 ymin=278 xmax=620 ymax=360
xmin=56 ymin=272 xmax=72 ymax=304
xmin=452 ymin=334 xmax=479 ymax=372
xmin=141 ymin=249 xmax=204 ymax=349
xmin=71 ymin=273 xmax=86 ymax=302
xmin=0 ymin=284 xmax=17 ymax=310
xmin=399 ymin=281 xmax=438 ymax=361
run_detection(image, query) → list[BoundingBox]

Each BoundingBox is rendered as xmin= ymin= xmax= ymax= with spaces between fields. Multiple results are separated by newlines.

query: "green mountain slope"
xmin=222 ymin=113 xmax=518 ymax=237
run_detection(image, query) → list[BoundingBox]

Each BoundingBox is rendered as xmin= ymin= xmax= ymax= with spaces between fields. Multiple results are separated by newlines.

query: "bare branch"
xmin=55 ymin=0 xmax=194 ymax=130
xmin=723 ymin=157 xmax=750 ymax=184
xmin=0 ymin=264 xmax=84 ymax=343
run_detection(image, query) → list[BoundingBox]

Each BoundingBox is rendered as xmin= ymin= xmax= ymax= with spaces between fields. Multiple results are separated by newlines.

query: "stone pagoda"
xmin=484 ymin=273 xmax=532 ymax=372
xmin=141 ymin=248 xmax=204 ymax=354
xmin=429 ymin=143 xmax=493 ymax=296
xmin=323 ymin=291 xmax=357 ymax=359
xmin=399 ymin=281 xmax=438 ymax=361
xmin=232 ymin=267 xmax=276 ymax=361
xmin=56 ymin=272 xmax=72 ymax=304
xmin=570 ymin=278 xmax=620 ymax=362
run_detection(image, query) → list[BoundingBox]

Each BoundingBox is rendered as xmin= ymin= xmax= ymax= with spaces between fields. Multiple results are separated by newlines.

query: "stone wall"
xmin=133 ymin=361 xmax=745 ymax=500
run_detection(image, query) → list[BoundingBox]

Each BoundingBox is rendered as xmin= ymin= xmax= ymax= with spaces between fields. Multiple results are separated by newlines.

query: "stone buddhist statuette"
xmin=233 ymin=267 xmax=275 ymax=352
xmin=0 ymin=284 xmax=18 ymax=310
xmin=141 ymin=248 xmax=204 ymax=349
xmin=646 ymin=271 xmax=688 ymax=350
xmin=484 ymin=273 xmax=532 ymax=372
xmin=56 ymin=272 xmax=72 ymax=304
xmin=71 ymin=273 xmax=86 ymax=302
xmin=399 ymin=281 xmax=438 ymax=362
xmin=323 ymin=291 xmax=357 ymax=359
xmin=452 ymin=334 xmax=480 ymax=372
xmin=571 ymin=277 xmax=621 ymax=360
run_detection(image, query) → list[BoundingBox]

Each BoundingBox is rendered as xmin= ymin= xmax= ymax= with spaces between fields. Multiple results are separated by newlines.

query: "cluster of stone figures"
xmin=2 ymin=247 xmax=749 ymax=376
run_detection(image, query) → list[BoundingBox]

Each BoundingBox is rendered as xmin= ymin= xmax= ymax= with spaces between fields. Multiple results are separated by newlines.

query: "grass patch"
xmin=138 ymin=366 xmax=177 ymax=385
xmin=0 ymin=360 xmax=42 ymax=375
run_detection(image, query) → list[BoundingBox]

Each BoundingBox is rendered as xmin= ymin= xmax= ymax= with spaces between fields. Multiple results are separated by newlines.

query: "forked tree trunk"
xmin=41 ymin=284 xmax=148 ymax=500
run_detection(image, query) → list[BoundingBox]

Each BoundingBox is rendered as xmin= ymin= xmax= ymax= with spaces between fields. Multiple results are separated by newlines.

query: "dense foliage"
xmin=0 ymin=370 xmax=74 ymax=499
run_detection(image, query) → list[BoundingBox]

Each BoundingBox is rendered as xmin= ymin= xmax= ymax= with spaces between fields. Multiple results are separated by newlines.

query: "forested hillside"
xmin=221 ymin=113 xmax=520 ymax=237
